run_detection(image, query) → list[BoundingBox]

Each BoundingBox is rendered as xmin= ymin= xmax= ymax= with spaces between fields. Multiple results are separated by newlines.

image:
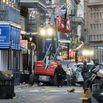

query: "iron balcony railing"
xmin=0 ymin=0 xmax=19 ymax=9
xmin=26 ymin=18 xmax=38 ymax=32
xmin=20 ymin=0 xmax=46 ymax=9
xmin=72 ymin=17 xmax=84 ymax=24
xmin=0 ymin=3 xmax=20 ymax=24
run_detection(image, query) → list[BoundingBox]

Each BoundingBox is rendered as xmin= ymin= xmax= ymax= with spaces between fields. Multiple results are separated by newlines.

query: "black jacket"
xmin=55 ymin=65 xmax=66 ymax=77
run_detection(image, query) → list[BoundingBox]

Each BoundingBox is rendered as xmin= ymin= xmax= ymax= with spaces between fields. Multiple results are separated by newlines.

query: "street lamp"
xmin=47 ymin=26 xmax=55 ymax=37
xmin=81 ymin=49 xmax=94 ymax=57
xmin=39 ymin=26 xmax=55 ymax=37
xmin=81 ymin=48 xmax=94 ymax=62
xmin=38 ymin=25 xmax=55 ymax=59
xmin=29 ymin=36 xmax=32 ymax=42
xmin=39 ymin=27 xmax=46 ymax=37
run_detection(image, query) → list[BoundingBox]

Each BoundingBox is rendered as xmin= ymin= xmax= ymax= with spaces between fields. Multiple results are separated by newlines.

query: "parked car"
xmin=61 ymin=61 xmax=77 ymax=85
xmin=60 ymin=61 xmax=94 ymax=85
xmin=74 ymin=62 xmax=94 ymax=83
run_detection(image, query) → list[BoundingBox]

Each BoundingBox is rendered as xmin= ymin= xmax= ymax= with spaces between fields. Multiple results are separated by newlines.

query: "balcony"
xmin=88 ymin=0 xmax=103 ymax=6
xmin=20 ymin=0 xmax=46 ymax=10
xmin=88 ymin=35 xmax=103 ymax=42
xmin=0 ymin=3 xmax=20 ymax=25
xmin=72 ymin=17 xmax=84 ymax=24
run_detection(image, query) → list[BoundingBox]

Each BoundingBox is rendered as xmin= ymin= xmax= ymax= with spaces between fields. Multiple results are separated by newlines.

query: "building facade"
xmin=0 ymin=0 xmax=84 ymax=84
xmin=0 ymin=0 xmax=21 ymax=84
xmin=84 ymin=0 xmax=103 ymax=63
xmin=19 ymin=0 xmax=47 ymax=83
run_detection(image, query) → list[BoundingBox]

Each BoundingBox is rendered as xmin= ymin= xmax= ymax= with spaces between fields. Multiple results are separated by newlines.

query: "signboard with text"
xmin=0 ymin=25 xmax=20 ymax=50
xmin=0 ymin=25 xmax=10 ymax=49
xmin=20 ymin=40 xmax=28 ymax=49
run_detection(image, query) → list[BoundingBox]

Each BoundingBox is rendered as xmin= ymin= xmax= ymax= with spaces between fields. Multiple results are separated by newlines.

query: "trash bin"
xmin=0 ymin=70 xmax=15 ymax=99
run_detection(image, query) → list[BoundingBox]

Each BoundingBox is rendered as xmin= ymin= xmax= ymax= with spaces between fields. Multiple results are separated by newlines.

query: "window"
xmin=101 ymin=35 xmax=103 ymax=41
xmin=94 ymin=13 xmax=96 ymax=19
xmin=97 ymin=13 xmax=99 ymax=19
xmin=100 ymin=24 xmax=101 ymax=30
xmin=93 ymin=35 xmax=95 ymax=41
xmin=90 ymin=24 xmax=92 ymax=30
xmin=97 ymin=24 xmax=99 ymax=30
xmin=89 ymin=35 xmax=93 ymax=41
xmin=102 ymin=12 xmax=103 ymax=19
xmin=94 ymin=24 xmax=96 ymax=30
xmin=90 ymin=13 xmax=92 ymax=19
xmin=100 ymin=12 xmax=102 ymax=19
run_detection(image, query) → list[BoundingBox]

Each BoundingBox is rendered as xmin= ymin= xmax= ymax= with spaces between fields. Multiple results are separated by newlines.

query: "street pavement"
xmin=15 ymin=83 xmax=83 ymax=92
xmin=0 ymin=84 xmax=83 ymax=103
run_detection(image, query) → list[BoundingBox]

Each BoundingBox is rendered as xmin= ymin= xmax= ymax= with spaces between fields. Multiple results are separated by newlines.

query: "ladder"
xmin=43 ymin=43 xmax=61 ymax=69
xmin=53 ymin=44 xmax=61 ymax=60
xmin=43 ymin=43 xmax=52 ymax=61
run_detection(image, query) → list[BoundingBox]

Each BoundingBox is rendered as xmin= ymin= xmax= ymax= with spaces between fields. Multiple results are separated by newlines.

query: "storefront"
xmin=20 ymin=39 xmax=29 ymax=83
xmin=20 ymin=34 xmax=37 ymax=83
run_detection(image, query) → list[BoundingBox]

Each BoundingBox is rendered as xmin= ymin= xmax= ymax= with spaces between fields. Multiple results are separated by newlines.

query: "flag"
xmin=66 ymin=17 xmax=72 ymax=32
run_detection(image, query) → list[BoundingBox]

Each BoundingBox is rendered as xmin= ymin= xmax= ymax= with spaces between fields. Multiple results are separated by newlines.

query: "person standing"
xmin=55 ymin=64 xmax=66 ymax=87
xmin=81 ymin=61 xmax=88 ymax=82
xmin=81 ymin=61 xmax=89 ymax=90
xmin=91 ymin=61 xmax=99 ymax=72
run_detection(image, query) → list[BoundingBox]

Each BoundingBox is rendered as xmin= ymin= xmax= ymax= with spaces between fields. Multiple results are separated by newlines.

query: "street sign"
xmin=59 ymin=39 xmax=71 ymax=43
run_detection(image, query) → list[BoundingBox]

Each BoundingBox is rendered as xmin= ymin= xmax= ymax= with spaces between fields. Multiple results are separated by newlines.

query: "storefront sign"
xmin=0 ymin=25 xmax=10 ymax=49
xmin=20 ymin=40 xmax=28 ymax=49
xmin=0 ymin=25 xmax=20 ymax=50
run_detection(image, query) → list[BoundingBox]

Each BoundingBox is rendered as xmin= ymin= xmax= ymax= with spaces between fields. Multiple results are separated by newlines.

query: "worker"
xmin=81 ymin=61 xmax=89 ymax=90
xmin=81 ymin=61 xmax=88 ymax=82
xmin=55 ymin=64 xmax=66 ymax=87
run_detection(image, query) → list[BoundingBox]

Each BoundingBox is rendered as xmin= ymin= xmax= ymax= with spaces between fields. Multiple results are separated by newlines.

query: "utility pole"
xmin=75 ymin=50 xmax=78 ymax=63
xmin=64 ymin=6 xmax=70 ymax=60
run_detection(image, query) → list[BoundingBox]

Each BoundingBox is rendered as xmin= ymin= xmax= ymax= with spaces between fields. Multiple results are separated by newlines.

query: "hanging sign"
xmin=20 ymin=40 xmax=28 ymax=49
xmin=0 ymin=25 xmax=10 ymax=49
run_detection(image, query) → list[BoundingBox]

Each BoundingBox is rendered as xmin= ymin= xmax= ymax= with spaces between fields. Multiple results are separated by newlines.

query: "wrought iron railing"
xmin=0 ymin=3 xmax=20 ymax=24
xmin=0 ymin=0 xmax=19 ymax=9
xmin=20 ymin=0 xmax=46 ymax=9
